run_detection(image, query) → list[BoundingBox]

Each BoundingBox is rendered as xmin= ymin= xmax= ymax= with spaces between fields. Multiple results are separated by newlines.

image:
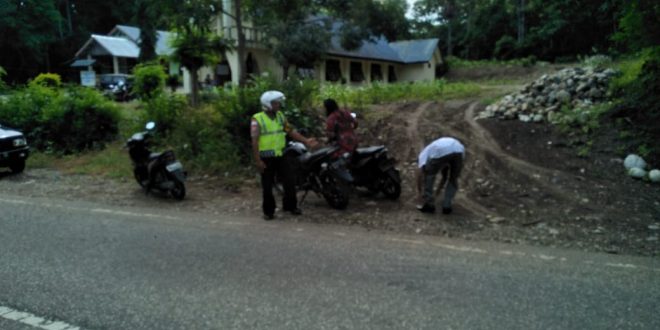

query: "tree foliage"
xmin=412 ymin=0 xmax=627 ymax=61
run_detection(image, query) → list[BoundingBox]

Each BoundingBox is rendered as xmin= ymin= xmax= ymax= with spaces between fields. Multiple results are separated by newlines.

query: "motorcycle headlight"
xmin=13 ymin=138 xmax=27 ymax=147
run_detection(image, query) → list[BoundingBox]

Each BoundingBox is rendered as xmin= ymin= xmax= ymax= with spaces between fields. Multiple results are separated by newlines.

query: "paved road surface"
xmin=1 ymin=195 xmax=658 ymax=329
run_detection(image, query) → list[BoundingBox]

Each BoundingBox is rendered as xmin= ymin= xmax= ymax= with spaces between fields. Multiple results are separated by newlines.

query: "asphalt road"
xmin=1 ymin=194 xmax=659 ymax=330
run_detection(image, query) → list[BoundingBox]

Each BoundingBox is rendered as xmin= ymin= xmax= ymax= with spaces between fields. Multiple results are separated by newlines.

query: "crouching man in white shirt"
xmin=416 ymin=137 xmax=465 ymax=214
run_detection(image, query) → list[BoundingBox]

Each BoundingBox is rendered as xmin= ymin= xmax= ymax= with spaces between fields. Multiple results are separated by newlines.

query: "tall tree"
xmin=245 ymin=0 xmax=331 ymax=79
xmin=165 ymin=0 xmax=233 ymax=106
xmin=135 ymin=0 xmax=158 ymax=63
xmin=0 ymin=0 xmax=62 ymax=82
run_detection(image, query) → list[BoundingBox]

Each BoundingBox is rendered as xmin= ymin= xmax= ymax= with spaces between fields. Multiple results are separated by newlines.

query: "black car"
xmin=98 ymin=74 xmax=134 ymax=101
xmin=0 ymin=123 xmax=29 ymax=173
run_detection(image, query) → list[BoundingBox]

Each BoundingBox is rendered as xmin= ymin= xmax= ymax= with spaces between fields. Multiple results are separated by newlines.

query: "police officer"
xmin=251 ymin=91 xmax=317 ymax=220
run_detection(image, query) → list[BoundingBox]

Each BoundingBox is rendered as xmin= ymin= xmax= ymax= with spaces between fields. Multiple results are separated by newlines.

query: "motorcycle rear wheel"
xmin=381 ymin=169 xmax=401 ymax=200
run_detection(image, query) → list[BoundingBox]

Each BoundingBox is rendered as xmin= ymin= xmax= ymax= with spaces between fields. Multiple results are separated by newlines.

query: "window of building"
xmin=350 ymin=62 xmax=364 ymax=82
xmin=296 ymin=66 xmax=315 ymax=79
xmin=371 ymin=63 xmax=383 ymax=81
xmin=388 ymin=65 xmax=397 ymax=82
xmin=325 ymin=59 xmax=342 ymax=82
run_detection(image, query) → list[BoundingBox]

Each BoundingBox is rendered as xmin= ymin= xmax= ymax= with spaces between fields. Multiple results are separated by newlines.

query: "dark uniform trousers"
xmin=260 ymin=156 xmax=297 ymax=216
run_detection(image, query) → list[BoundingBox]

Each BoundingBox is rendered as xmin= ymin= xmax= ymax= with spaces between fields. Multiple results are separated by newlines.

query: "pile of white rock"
xmin=624 ymin=154 xmax=660 ymax=183
xmin=478 ymin=67 xmax=619 ymax=122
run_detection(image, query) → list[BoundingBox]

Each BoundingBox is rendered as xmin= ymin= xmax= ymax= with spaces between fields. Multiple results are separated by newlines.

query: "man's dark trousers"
xmin=260 ymin=156 xmax=297 ymax=216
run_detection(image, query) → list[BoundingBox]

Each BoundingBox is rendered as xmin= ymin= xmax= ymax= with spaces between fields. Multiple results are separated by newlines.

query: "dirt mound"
xmin=318 ymin=98 xmax=659 ymax=256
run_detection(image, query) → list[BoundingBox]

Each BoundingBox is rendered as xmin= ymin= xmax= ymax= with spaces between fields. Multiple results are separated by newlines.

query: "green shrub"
xmin=581 ymin=54 xmax=612 ymax=69
xmin=41 ymin=86 xmax=121 ymax=153
xmin=0 ymin=85 xmax=120 ymax=153
xmin=0 ymin=66 xmax=7 ymax=91
xmin=521 ymin=55 xmax=538 ymax=68
xmin=133 ymin=63 xmax=166 ymax=99
xmin=609 ymin=47 xmax=659 ymax=94
xmin=551 ymin=103 xmax=611 ymax=134
xmin=167 ymin=105 xmax=243 ymax=174
xmin=143 ymin=93 xmax=188 ymax=135
xmin=29 ymin=73 xmax=62 ymax=88
xmin=0 ymin=84 xmax=58 ymax=146
xmin=610 ymin=49 xmax=660 ymax=162
xmin=494 ymin=35 xmax=517 ymax=60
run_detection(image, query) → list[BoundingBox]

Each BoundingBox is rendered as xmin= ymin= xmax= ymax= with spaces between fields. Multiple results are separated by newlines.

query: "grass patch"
xmin=29 ymin=142 xmax=132 ymax=179
xmin=26 ymin=152 xmax=53 ymax=169
xmin=446 ymin=56 xmax=546 ymax=69
xmin=319 ymin=80 xmax=481 ymax=110
xmin=58 ymin=142 xmax=132 ymax=179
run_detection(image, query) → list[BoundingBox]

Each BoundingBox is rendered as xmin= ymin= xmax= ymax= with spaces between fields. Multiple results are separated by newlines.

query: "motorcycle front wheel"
xmin=133 ymin=167 xmax=149 ymax=188
xmin=321 ymin=175 xmax=350 ymax=210
xmin=170 ymin=180 xmax=186 ymax=200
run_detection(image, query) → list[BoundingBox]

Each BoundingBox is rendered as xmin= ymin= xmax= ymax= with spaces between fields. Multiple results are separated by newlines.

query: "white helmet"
xmin=260 ymin=90 xmax=285 ymax=110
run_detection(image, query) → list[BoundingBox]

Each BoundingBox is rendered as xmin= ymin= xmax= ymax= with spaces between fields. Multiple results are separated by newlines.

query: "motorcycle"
xmin=350 ymin=145 xmax=402 ymax=199
xmin=283 ymin=141 xmax=353 ymax=210
xmin=126 ymin=122 xmax=187 ymax=200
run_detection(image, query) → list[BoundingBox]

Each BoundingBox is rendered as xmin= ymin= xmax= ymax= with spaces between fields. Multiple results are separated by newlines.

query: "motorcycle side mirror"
xmin=145 ymin=122 xmax=156 ymax=130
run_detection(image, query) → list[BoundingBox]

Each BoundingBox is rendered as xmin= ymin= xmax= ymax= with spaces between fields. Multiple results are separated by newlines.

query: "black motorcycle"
xmin=350 ymin=145 xmax=402 ymax=199
xmin=126 ymin=122 xmax=186 ymax=200
xmin=283 ymin=142 xmax=353 ymax=209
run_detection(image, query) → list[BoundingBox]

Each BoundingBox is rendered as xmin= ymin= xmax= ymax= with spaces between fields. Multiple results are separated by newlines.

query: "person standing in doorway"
xmin=251 ymin=90 xmax=317 ymax=220
xmin=415 ymin=136 xmax=465 ymax=214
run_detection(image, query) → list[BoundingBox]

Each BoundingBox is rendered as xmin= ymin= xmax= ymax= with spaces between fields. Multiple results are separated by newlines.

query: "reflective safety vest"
xmin=253 ymin=111 xmax=287 ymax=158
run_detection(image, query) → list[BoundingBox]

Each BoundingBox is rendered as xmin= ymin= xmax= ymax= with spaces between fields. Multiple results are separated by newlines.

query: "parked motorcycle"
xmin=350 ymin=145 xmax=402 ymax=199
xmin=283 ymin=142 xmax=353 ymax=209
xmin=126 ymin=122 xmax=186 ymax=200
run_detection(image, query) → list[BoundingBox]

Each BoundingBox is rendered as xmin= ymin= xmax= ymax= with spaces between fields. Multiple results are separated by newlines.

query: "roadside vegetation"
xmin=2 ymin=68 xmax=482 ymax=180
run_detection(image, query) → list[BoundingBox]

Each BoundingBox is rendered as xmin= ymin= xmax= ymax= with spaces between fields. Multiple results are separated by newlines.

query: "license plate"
xmin=166 ymin=162 xmax=183 ymax=172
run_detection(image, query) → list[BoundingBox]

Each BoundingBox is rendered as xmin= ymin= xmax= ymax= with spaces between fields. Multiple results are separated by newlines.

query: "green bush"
xmin=143 ymin=93 xmax=188 ymax=135
xmin=0 ymin=85 xmax=57 ymax=146
xmin=0 ymin=85 xmax=120 ymax=153
xmin=521 ymin=55 xmax=538 ymax=68
xmin=610 ymin=49 xmax=660 ymax=162
xmin=41 ymin=87 xmax=121 ymax=153
xmin=494 ymin=35 xmax=517 ymax=60
xmin=29 ymin=73 xmax=62 ymax=88
xmin=133 ymin=63 xmax=166 ymax=99
xmin=581 ymin=54 xmax=612 ymax=69
xmin=0 ymin=66 xmax=7 ymax=91
xmin=167 ymin=105 xmax=243 ymax=174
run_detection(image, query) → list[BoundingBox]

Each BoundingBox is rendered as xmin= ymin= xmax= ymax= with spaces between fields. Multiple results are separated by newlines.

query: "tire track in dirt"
xmin=463 ymin=101 xmax=577 ymax=202
xmin=403 ymin=100 xmax=579 ymax=217
xmin=404 ymin=101 xmax=435 ymax=160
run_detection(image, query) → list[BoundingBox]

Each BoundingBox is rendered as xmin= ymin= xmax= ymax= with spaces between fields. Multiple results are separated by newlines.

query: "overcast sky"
xmin=406 ymin=0 xmax=417 ymax=18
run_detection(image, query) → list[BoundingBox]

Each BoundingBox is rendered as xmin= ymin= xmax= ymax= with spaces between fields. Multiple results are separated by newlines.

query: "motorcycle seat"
xmin=355 ymin=146 xmax=385 ymax=156
xmin=149 ymin=152 xmax=162 ymax=160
